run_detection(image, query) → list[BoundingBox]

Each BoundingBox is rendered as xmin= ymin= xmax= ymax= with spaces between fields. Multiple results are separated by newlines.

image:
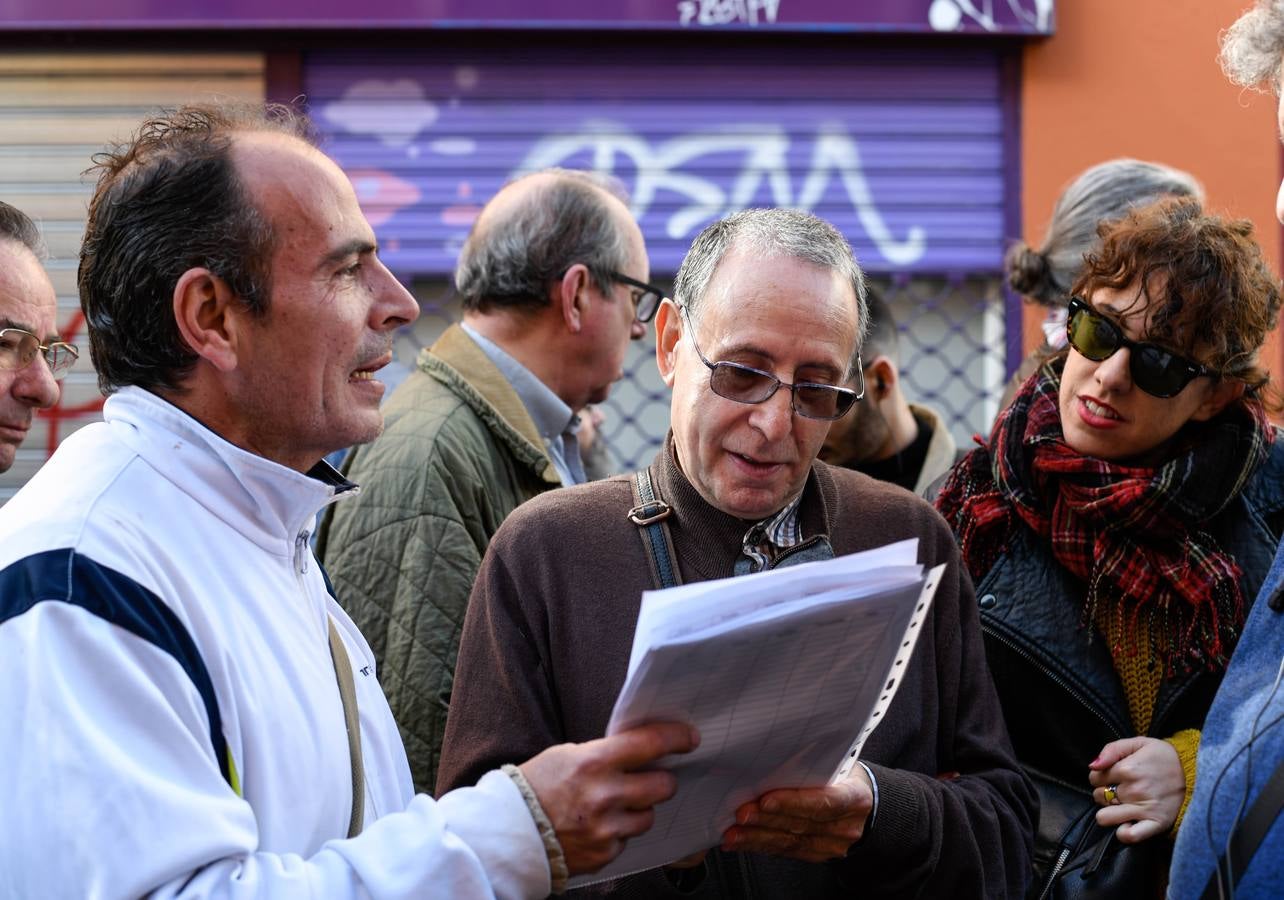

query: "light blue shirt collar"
xmin=461 ymin=323 xmax=585 ymax=485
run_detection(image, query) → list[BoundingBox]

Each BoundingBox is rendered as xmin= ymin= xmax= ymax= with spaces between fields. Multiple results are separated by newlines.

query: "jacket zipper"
xmin=985 ymin=612 xmax=1197 ymax=740
xmin=1037 ymin=847 xmax=1072 ymax=900
xmin=981 ymin=623 xmax=1123 ymax=741
xmin=294 ymin=527 xmax=376 ymax=822
xmin=294 ymin=530 xmax=310 ymax=576
xmin=767 ymin=536 xmax=828 ymax=570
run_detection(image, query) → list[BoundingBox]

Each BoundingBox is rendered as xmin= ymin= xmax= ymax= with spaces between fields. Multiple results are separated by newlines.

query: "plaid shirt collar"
xmin=741 ymin=492 xmax=804 ymax=572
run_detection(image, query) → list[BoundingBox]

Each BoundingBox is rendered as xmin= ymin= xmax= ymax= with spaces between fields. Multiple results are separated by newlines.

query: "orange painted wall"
xmin=1020 ymin=0 xmax=1281 ymax=377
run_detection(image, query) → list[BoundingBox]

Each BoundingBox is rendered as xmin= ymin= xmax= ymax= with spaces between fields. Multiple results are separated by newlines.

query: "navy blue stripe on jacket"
xmin=0 ymin=548 xmax=232 ymax=788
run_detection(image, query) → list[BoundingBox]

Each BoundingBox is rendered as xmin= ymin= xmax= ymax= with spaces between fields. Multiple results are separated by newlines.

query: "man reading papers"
xmin=586 ymin=540 xmax=945 ymax=887
xmin=437 ymin=209 xmax=1037 ymax=898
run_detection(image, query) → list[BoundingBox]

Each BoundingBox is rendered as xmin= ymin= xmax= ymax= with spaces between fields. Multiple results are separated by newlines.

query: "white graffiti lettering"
xmin=928 ymin=0 xmax=1052 ymax=34
xmin=677 ymin=0 xmax=781 ymax=28
xmin=515 ymin=121 xmax=926 ymax=266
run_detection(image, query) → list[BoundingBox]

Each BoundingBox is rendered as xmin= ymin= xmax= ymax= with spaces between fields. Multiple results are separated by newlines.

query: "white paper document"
xmin=571 ymin=539 xmax=945 ymax=887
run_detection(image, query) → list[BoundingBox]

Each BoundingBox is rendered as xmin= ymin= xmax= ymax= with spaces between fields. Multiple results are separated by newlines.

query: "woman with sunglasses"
xmin=998 ymin=158 xmax=1203 ymax=416
xmin=935 ymin=197 xmax=1284 ymax=897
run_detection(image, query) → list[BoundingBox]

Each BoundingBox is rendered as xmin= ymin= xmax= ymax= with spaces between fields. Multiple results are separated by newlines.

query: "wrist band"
xmin=502 ymin=764 xmax=569 ymax=894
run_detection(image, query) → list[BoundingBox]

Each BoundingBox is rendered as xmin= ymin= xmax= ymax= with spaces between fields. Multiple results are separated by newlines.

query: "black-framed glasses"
xmin=0 ymin=327 xmax=78 ymax=381
xmin=610 ymin=271 xmax=665 ymax=324
xmin=1065 ymin=296 xmax=1214 ymax=399
xmin=679 ymin=305 xmax=862 ymax=420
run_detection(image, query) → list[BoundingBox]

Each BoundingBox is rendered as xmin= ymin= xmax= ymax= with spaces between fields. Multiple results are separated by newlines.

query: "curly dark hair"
xmin=1072 ymin=197 xmax=1283 ymax=394
xmin=78 ymin=101 xmax=315 ymax=394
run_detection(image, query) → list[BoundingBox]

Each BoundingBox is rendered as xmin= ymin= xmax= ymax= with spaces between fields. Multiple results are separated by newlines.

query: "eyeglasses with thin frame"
xmin=0 ymin=327 xmax=79 ymax=381
xmin=610 ymin=272 xmax=665 ymax=324
xmin=1065 ymin=296 xmax=1214 ymax=399
xmin=679 ymin=305 xmax=863 ymax=420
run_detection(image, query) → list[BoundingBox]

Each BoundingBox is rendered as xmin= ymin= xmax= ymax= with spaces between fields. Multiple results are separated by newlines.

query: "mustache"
xmin=353 ymin=338 xmax=395 ymax=369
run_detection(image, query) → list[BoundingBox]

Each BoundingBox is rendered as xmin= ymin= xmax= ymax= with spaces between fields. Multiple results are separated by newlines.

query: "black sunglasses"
xmin=680 ymin=305 xmax=863 ymax=420
xmin=610 ymin=272 xmax=664 ymax=324
xmin=1065 ymin=296 xmax=1214 ymax=399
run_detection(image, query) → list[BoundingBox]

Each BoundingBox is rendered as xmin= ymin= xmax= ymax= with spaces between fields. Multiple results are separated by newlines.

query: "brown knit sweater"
xmin=438 ymin=441 xmax=1037 ymax=898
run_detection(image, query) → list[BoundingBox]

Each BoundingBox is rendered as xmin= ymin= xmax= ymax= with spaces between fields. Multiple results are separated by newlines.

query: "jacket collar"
xmin=461 ymin=323 xmax=577 ymax=446
xmin=419 ymin=325 xmax=560 ymax=486
xmin=909 ymin=403 xmax=961 ymax=495
xmin=104 ymin=386 xmax=357 ymax=556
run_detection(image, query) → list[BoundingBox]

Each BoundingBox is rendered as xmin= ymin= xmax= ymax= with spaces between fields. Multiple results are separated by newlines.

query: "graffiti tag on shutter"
xmin=514 ymin=123 xmax=926 ymax=266
xmin=676 ymin=0 xmax=781 ymax=27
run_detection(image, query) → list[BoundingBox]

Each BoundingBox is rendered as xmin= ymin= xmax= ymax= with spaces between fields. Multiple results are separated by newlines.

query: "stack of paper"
xmin=573 ymin=539 xmax=944 ymax=887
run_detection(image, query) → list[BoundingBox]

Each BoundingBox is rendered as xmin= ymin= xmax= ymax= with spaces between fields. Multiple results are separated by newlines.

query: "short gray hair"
xmin=1005 ymin=159 xmax=1203 ymax=307
xmin=0 ymin=200 xmax=45 ymax=259
xmin=673 ymin=208 xmax=869 ymax=357
xmin=1221 ymin=0 xmax=1284 ymax=91
xmin=455 ymin=168 xmax=632 ymax=313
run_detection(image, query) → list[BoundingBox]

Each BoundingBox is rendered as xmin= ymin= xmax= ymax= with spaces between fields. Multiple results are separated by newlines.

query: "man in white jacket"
xmin=0 ymin=102 xmax=695 ymax=899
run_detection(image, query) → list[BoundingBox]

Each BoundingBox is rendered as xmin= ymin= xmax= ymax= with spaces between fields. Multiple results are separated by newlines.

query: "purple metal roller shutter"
xmin=305 ymin=44 xmax=1007 ymax=279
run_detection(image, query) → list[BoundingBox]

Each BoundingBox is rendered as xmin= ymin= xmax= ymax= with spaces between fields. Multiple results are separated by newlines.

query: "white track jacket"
xmin=0 ymin=387 xmax=549 ymax=899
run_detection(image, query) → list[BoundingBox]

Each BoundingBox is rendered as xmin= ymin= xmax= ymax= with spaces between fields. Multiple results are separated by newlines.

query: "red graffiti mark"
xmin=36 ymin=309 xmax=104 ymax=458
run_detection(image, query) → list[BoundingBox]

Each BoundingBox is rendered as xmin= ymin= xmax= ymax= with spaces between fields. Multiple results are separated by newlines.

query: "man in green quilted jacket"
xmin=317 ymin=168 xmax=654 ymax=793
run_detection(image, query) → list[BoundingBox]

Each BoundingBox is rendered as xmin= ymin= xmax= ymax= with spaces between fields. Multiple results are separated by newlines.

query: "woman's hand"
xmin=1087 ymin=736 xmax=1185 ymax=843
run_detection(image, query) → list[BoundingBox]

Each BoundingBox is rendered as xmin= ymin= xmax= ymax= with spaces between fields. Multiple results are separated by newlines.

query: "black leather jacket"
xmin=972 ymin=437 xmax=1284 ymax=894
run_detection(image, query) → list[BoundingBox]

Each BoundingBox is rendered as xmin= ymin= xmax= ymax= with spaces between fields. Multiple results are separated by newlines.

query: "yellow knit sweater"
xmin=1095 ymin=609 xmax=1200 ymax=831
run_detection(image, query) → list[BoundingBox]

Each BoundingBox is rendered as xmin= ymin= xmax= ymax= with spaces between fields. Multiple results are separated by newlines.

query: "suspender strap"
xmin=1199 ymin=752 xmax=1284 ymax=900
xmin=630 ymin=469 xmax=681 ymax=590
xmin=327 ymin=617 xmax=365 ymax=838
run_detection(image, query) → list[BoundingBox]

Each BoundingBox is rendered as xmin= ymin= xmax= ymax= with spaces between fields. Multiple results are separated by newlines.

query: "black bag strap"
xmin=1199 ymin=752 xmax=1284 ymax=900
xmin=629 ymin=469 xmax=681 ymax=590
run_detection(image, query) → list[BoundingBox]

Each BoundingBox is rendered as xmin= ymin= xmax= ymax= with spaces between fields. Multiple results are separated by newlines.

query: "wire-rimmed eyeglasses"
xmin=679 ymin=305 xmax=862 ymax=420
xmin=0 ymin=327 xmax=79 ymax=381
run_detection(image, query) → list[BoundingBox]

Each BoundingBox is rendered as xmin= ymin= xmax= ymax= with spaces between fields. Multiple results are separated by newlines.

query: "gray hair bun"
xmin=1005 ymin=158 xmax=1203 ymax=310
xmin=1005 ymin=241 xmax=1055 ymax=301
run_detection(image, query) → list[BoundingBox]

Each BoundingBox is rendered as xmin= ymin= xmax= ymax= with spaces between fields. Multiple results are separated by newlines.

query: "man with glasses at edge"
xmin=318 ymin=167 xmax=661 ymax=794
xmin=0 ymin=200 xmax=73 ymax=477
xmin=438 ymin=208 xmax=1038 ymax=897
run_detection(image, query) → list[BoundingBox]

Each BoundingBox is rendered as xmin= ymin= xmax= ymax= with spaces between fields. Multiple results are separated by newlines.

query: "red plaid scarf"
xmin=936 ymin=361 xmax=1273 ymax=672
